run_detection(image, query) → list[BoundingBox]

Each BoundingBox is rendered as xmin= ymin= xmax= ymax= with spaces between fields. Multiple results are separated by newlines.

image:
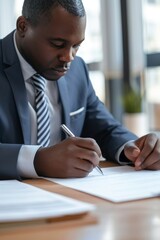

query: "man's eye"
xmin=50 ymin=42 xmax=65 ymax=48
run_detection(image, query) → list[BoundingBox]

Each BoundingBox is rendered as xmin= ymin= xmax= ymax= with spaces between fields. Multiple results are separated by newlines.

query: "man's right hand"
xmin=34 ymin=137 xmax=102 ymax=178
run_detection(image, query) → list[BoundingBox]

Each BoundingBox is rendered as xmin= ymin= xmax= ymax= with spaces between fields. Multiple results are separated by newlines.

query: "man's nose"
xmin=59 ymin=47 xmax=75 ymax=62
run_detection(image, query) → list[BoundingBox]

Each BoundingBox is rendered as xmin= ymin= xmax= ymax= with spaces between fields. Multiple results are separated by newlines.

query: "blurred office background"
xmin=1 ymin=0 xmax=160 ymax=134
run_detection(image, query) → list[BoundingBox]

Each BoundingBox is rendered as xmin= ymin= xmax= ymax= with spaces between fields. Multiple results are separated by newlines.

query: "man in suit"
xmin=0 ymin=0 xmax=160 ymax=180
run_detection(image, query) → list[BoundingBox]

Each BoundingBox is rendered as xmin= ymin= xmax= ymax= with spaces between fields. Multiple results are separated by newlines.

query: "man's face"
xmin=16 ymin=6 xmax=86 ymax=80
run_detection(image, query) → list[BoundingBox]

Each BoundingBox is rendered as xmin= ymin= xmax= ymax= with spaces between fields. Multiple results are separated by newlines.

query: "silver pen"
xmin=61 ymin=124 xmax=104 ymax=175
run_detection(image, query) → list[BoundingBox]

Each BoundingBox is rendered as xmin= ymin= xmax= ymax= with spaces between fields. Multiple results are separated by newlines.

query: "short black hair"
xmin=22 ymin=0 xmax=86 ymax=25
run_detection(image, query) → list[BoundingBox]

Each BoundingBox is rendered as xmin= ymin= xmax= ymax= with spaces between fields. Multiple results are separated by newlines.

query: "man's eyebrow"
xmin=49 ymin=38 xmax=85 ymax=44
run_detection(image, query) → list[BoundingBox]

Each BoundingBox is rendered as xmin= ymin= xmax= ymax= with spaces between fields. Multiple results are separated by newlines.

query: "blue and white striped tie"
xmin=32 ymin=74 xmax=50 ymax=147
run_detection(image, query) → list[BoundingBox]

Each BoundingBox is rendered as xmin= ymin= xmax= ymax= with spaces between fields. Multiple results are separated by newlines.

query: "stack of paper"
xmin=47 ymin=166 xmax=160 ymax=202
xmin=0 ymin=180 xmax=95 ymax=222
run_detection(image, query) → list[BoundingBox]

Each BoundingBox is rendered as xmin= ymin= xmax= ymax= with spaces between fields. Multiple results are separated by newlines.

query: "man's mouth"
xmin=52 ymin=63 xmax=71 ymax=75
xmin=53 ymin=68 xmax=67 ymax=73
xmin=41 ymin=63 xmax=71 ymax=80
xmin=49 ymin=66 xmax=69 ymax=78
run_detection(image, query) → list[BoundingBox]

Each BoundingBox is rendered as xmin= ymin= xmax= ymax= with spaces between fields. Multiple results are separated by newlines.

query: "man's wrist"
xmin=34 ymin=147 xmax=45 ymax=176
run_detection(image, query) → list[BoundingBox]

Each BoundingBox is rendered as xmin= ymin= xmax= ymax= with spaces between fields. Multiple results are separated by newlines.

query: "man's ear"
xmin=16 ymin=16 xmax=28 ymax=37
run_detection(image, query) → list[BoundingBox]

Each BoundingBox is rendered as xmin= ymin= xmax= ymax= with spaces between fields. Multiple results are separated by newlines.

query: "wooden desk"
xmin=1 ymin=162 xmax=160 ymax=240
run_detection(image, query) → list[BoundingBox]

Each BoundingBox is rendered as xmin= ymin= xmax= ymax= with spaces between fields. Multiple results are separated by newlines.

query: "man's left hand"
xmin=124 ymin=133 xmax=160 ymax=170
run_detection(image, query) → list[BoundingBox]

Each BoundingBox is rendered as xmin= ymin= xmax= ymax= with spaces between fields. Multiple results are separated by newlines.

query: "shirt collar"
xmin=13 ymin=32 xmax=36 ymax=82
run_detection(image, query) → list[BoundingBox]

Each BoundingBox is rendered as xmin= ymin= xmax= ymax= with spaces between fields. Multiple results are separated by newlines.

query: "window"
xmin=77 ymin=0 xmax=105 ymax=103
xmin=142 ymin=0 xmax=160 ymax=130
xmin=77 ymin=0 xmax=102 ymax=63
xmin=15 ymin=0 xmax=23 ymax=17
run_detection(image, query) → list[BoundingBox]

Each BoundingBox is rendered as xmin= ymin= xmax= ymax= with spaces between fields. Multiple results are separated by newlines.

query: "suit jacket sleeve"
xmin=63 ymin=57 xmax=138 ymax=162
xmin=0 ymin=144 xmax=22 ymax=179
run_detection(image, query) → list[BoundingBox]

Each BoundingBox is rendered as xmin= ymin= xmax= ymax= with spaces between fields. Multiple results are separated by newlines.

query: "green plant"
xmin=122 ymin=88 xmax=143 ymax=113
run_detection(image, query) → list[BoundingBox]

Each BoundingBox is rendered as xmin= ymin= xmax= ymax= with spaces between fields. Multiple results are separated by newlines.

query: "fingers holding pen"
xmin=67 ymin=137 xmax=104 ymax=175
xmin=68 ymin=136 xmax=102 ymax=167
xmin=61 ymin=124 xmax=102 ymax=161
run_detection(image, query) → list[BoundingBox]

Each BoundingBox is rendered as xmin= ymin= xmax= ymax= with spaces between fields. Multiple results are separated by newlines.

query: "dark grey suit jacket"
xmin=0 ymin=31 xmax=137 ymax=179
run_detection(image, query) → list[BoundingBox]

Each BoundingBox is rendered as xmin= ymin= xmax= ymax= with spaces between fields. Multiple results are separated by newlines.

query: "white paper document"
xmin=0 ymin=180 xmax=94 ymax=222
xmin=46 ymin=166 xmax=160 ymax=202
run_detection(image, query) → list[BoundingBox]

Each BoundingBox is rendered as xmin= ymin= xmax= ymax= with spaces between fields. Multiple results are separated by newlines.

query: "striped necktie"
xmin=32 ymin=74 xmax=50 ymax=147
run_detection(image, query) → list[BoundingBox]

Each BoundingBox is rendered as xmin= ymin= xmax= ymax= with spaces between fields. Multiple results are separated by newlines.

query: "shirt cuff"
xmin=17 ymin=145 xmax=41 ymax=178
xmin=116 ymin=140 xmax=134 ymax=165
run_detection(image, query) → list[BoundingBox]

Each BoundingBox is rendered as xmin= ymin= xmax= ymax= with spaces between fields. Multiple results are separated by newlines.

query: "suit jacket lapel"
xmin=57 ymin=76 xmax=70 ymax=139
xmin=2 ymin=32 xmax=31 ymax=144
